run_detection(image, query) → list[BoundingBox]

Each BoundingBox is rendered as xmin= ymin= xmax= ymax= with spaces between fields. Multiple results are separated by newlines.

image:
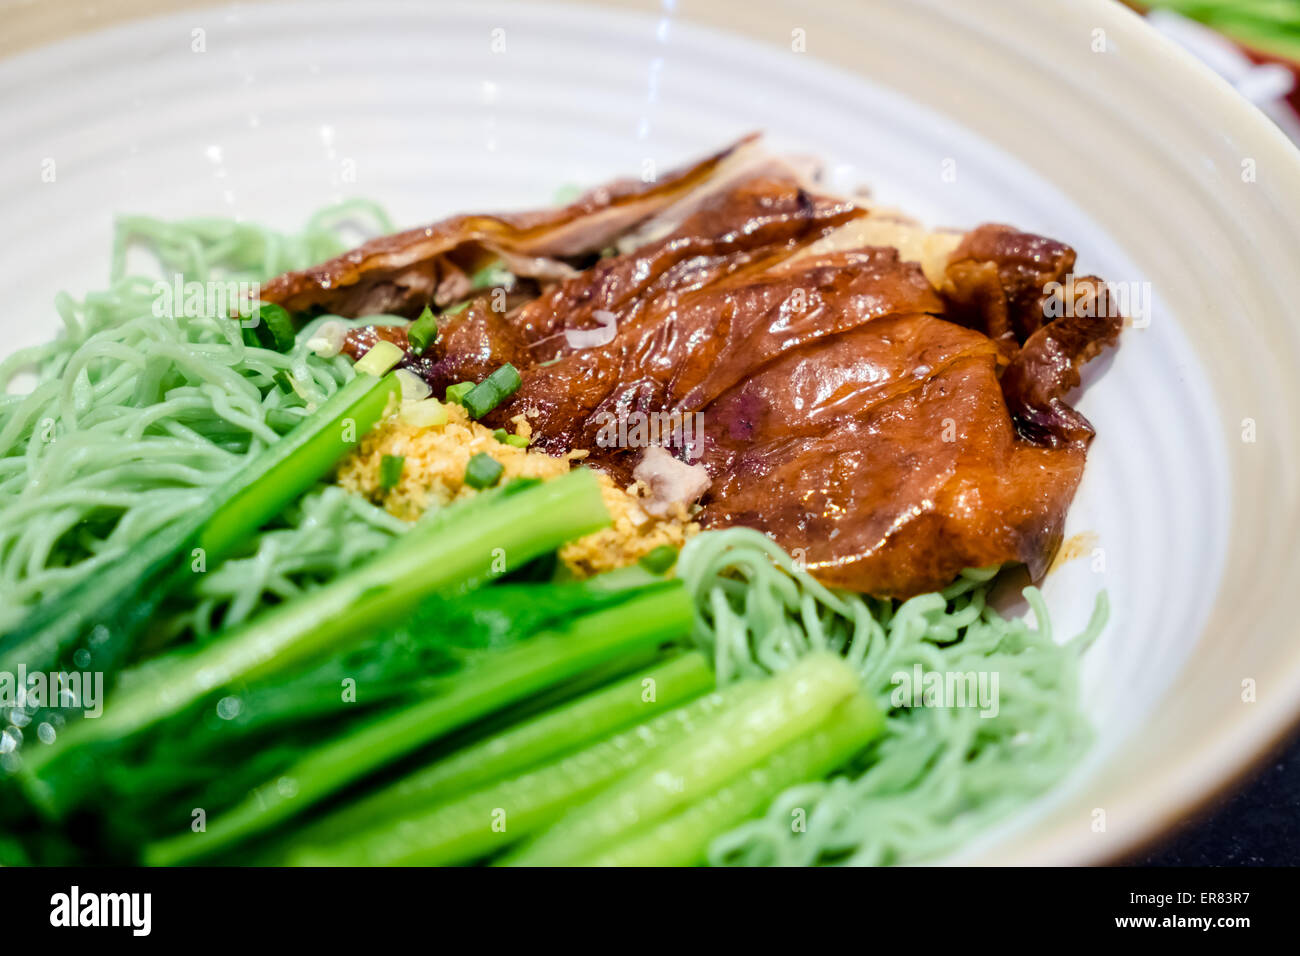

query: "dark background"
xmin=1135 ymin=727 xmax=1300 ymax=866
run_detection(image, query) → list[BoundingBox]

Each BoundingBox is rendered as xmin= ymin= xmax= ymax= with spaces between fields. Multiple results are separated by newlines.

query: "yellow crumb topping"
xmin=561 ymin=479 xmax=698 ymax=578
xmin=335 ymin=402 xmax=698 ymax=576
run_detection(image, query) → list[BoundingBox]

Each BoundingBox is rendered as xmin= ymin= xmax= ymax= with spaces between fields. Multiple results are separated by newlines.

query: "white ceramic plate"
xmin=3 ymin=0 xmax=1299 ymax=864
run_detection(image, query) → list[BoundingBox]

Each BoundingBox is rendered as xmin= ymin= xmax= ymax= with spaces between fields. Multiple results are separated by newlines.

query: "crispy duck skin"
xmin=697 ymin=313 xmax=1085 ymax=595
xmin=939 ymin=226 xmax=1122 ymax=447
xmin=495 ymin=177 xmax=868 ymax=457
xmin=288 ymin=143 xmax=1121 ymax=597
xmin=260 ymin=136 xmax=760 ymax=318
xmin=941 ymin=223 xmax=1077 ymax=343
xmin=999 ymin=276 xmax=1123 ymax=448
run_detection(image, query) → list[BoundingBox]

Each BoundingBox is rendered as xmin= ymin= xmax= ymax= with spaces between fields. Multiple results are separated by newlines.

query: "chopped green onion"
xmin=464 ymin=453 xmax=504 ymax=489
xmin=272 ymin=371 xmax=296 ymax=394
xmin=444 ymin=302 xmax=470 ymax=316
xmin=463 ymin=363 xmax=522 ymax=419
xmin=398 ymin=398 xmax=448 ymax=428
xmin=408 ymin=305 xmax=438 ymax=355
xmin=638 ymin=545 xmax=679 ymax=575
xmin=492 ymin=428 xmax=526 ymax=448
xmin=470 ymin=261 xmax=514 ymax=291
xmin=393 ymin=368 xmax=431 ymax=401
xmin=354 ymin=340 xmax=405 ymax=377
xmin=379 ymin=454 xmax=405 ymax=490
xmin=304 ymin=320 xmax=346 ymax=358
xmin=445 ymin=381 xmax=475 ymax=405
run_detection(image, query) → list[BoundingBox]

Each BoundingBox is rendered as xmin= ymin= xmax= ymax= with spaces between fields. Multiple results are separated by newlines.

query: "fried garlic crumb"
xmin=335 ymin=403 xmax=697 ymax=576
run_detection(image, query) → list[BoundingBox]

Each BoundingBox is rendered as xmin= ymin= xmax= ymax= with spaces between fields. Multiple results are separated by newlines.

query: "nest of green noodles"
xmin=677 ymin=528 xmax=1106 ymax=865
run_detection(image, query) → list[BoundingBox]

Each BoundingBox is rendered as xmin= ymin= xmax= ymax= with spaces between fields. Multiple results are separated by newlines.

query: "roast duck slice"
xmin=263 ymin=139 xmax=1121 ymax=597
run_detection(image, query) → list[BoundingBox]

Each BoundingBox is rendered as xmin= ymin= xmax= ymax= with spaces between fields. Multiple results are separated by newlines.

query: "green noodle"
xmin=3 ymin=202 xmax=1105 ymax=867
xmin=0 ymin=202 xmax=403 ymax=638
xmin=676 ymin=527 xmax=1106 ymax=866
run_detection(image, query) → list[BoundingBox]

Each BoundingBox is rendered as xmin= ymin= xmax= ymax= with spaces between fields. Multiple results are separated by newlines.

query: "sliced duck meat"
xmin=267 ymin=140 xmax=1121 ymax=597
xmin=340 ymin=300 xmax=531 ymax=389
xmin=499 ymin=243 xmax=930 ymax=465
xmin=696 ymin=313 xmax=1085 ymax=596
xmin=612 ymin=147 xmax=823 ymax=254
xmin=508 ymin=175 xmax=864 ymax=353
xmin=940 ymin=223 xmax=1076 ymax=343
xmin=259 ymin=135 xmax=759 ymax=317
xmin=1000 ymin=275 xmax=1123 ymax=448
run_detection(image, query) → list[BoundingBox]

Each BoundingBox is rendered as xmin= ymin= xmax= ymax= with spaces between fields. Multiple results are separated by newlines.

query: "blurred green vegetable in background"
xmin=1141 ymin=1 xmax=1300 ymax=63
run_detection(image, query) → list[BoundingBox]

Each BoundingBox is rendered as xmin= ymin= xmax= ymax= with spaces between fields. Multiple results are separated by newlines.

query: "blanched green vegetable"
xmin=573 ymin=693 xmax=882 ymax=866
xmin=0 ymin=371 xmax=399 ymax=679
xmin=502 ymin=652 xmax=866 ymax=866
xmin=21 ymin=470 xmax=611 ymax=812
xmin=287 ymin=675 xmax=753 ymax=866
xmin=407 ymin=305 xmax=438 ymax=355
xmin=283 ymin=652 xmax=714 ymax=849
xmin=246 ymin=302 xmax=296 ymax=352
xmin=1146 ymin=1 xmax=1300 ymax=61
xmin=15 ymin=574 xmax=666 ymax=856
xmin=144 ymin=583 xmax=694 ymax=864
